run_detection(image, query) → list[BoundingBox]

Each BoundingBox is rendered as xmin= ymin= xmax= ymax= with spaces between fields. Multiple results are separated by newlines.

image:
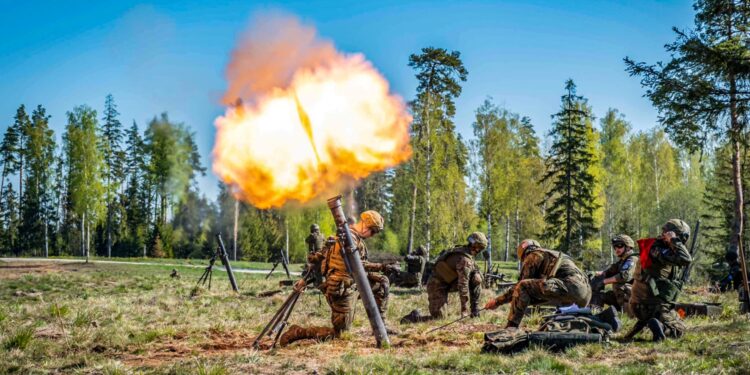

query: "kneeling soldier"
xmin=594 ymin=234 xmax=638 ymax=315
xmin=390 ymin=245 xmax=428 ymax=288
xmin=401 ymin=232 xmax=487 ymax=323
xmin=484 ymin=239 xmax=591 ymax=328
xmin=624 ymin=219 xmax=691 ymax=342
xmin=279 ymin=210 xmax=393 ymax=346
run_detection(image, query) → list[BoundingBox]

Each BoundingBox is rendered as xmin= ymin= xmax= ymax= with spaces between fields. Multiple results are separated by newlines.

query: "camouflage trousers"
xmin=278 ymin=276 xmax=389 ymax=346
xmin=506 ymin=274 xmax=592 ymax=326
xmin=631 ymin=302 xmax=686 ymax=338
xmin=427 ymin=272 xmax=482 ymax=318
xmin=601 ymin=284 xmax=633 ymax=317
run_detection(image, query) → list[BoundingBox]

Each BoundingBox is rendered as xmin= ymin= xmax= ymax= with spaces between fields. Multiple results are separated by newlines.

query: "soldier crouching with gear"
xmin=279 ymin=210 xmax=393 ymax=346
xmin=389 ymin=245 xmax=428 ymax=288
xmin=400 ymin=232 xmax=487 ymax=324
xmin=624 ymin=219 xmax=691 ymax=342
xmin=592 ymin=234 xmax=638 ymax=315
xmin=484 ymin=239 xmax=591 ymax=328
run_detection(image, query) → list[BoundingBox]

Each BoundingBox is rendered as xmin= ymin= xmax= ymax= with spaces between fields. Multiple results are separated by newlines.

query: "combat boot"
xmin=400 ymin=309 xmax=422 ymax=324
xmin=647 ymin=318 xmax=666 ymax=342
xmin=279 ymin=324 xmax=306 ymax=347
xmin=596 ymin=306 xmax=621 ymax=332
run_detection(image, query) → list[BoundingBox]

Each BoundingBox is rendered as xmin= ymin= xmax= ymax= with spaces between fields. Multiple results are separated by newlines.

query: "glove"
xmin=484 ymin=298 xmax=499 ymax=310
xmin=293 ymin=279 xmax=306 ymax=292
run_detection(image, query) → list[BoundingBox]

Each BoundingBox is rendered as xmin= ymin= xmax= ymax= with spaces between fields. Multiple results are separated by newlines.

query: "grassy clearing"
xmin=0 ymin=259 xmax=747 ymax=374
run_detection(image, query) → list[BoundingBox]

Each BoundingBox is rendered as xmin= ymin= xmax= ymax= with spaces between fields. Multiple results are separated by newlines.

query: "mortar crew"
xmin=400 ymin=232 xmax=487 ymax=324
xmin=484 ymin=239 xmax=591 ymax=328
xmin=280 ymin=210 xmax=394 ymax=346
xmin=305 ymin=224 xmax=325 ymax=254
xmin=390 ymin=245 xmax=428 ymax=288
xmin=595 ymin=234 xmax=638 ymax=314
xmin=624 ymin=219 xmax=692 ymax=342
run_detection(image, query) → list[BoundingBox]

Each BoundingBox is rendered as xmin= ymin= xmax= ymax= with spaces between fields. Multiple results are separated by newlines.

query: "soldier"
xmin=400 ymin=232 xmax=487 ymax=323
xmin=624 ymin=219 xmax=692 ymax=342
xmin=305 ymin=224 xmax=325 ymax=254
xmin=304 ymin=224 xmax=327 ymax=286
xmin=389 ymin=245 xmax=428 ymax=288
xmin=593 ymin=234 xmax=638 ymax=314
xmin=718 ymin=250 xmax=743 ymax=292
xmin=279 ymin=210 xmax=395 ymax=346
xmin=484 ymin=239 xmax=591 ymax=328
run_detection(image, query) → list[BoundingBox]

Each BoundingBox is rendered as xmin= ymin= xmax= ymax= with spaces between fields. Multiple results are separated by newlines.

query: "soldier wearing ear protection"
xmin=625 ymin=219 xmax=692 ymax=342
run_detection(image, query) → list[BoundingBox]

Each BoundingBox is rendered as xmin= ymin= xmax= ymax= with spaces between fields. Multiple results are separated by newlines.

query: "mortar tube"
xmin=327 ymin=195 xmax=390 ymax=348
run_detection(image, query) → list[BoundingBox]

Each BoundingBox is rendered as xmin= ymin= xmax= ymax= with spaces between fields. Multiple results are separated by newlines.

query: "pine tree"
xmin=541 ymin=80 xmax=601 ymax=256
xmin=100 ymin=94 xmax=124 ymax=257
xmin=625 ymin=0 xmax=750 ymax=256
xmin=401 ymin=47 xmax=469 ymax=255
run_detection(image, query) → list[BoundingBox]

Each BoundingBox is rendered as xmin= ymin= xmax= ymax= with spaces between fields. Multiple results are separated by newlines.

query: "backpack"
xmin=482 ymin=310 xmax=612 ymax=354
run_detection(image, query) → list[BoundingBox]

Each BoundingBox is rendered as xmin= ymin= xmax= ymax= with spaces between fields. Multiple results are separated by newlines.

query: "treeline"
xmin=3 ymin=0 xmax=746 ymax=268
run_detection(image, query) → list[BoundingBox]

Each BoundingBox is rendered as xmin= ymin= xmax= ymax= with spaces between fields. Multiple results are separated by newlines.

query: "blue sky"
xmin=0 ymin=0 xmax=695 ymax=200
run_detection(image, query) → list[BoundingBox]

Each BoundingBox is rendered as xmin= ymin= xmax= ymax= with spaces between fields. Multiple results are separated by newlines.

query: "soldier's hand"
xmin=484 ymin=298 xmax=499 ymax=310
xmin=293 ymin=279 xmax=306 ymax=292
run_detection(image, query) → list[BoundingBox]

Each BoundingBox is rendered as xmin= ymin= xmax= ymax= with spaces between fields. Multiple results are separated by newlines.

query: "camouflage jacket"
xmin=602 ymin=251 xmax=638 ymax=284
xmin=433 ymin=246 xmax=478 ymax=304
xmin=305 ymin=232 xmax=325 ymax=253
xmin=631 ymin=238 xmax=691 ymax=304
xmin=495 ymin=249 xmax=584 ymax=304
xmin=308 ymin=230 xmax=383 ymax=289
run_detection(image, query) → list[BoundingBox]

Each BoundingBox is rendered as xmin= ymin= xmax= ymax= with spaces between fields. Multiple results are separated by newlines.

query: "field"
xmin=0 ymin=258 xmax=748 ymax=374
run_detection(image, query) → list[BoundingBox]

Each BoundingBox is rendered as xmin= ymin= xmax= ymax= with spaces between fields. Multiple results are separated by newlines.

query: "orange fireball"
xmin=213 ymin=15 xmax=411 ymax=208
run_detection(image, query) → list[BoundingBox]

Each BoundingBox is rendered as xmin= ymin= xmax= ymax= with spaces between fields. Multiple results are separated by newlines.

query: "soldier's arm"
xmin=602 ymin=262 xmax=619 ymax=278
xmin=651 ymin=240 xmax=691 ymax=266
xmin=518 ymin=252 xmax=543 ymax=280
xmin=362 ymin=261 xmax=385 ymax=272
xmin=307 ymin=247 xmax=326 ymax=263
xmin=617 ymin=257 xmax=636 ymax=282
xmin=456 ymin=256 xmax=472 ymax=312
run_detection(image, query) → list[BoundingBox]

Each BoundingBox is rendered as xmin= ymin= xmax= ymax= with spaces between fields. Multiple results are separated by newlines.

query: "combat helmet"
xmin=517 ymin=239 xmax=541 ymax=260
xmin=611 ymin=234 xmax=635 ymax=249
xmin=663 ymin=219 xmax=690 ymax=242
xmin=360 ymin=210 xmax=384 ymax=234
xmin=467 ymin=232 xmax=488 ymax=252
xmin=310 ymin=224 xmax=320 ymax=233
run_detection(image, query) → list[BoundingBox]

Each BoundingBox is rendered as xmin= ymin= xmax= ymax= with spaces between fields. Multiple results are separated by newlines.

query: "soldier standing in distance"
xmin=484 ymin=239 xmax=591 ymax=328
xmin=594 ymin=234 xmax=638 ymax=315
xmin=400 ymin=232 xmax=487 ymax=323
xmin=624 ymin=219 xmax=691 ymax=342
xmin=305 ymin=224 xmax=325 ymax=253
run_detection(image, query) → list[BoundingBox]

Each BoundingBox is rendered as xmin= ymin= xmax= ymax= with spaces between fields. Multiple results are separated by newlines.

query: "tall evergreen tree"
xmin=403 ymin=47 xmax=469 ymax=255
xmin=625 ymin=0 xmax=750 ymax=263
xmin=541 ymin=80 xmax=601 ymax=256
xmin=100 ymin=94 xmax=124 ymax=257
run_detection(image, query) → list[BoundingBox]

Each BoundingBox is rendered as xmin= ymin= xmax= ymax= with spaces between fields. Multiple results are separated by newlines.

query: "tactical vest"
xmin=638 ymin=243 xmax=682 ymax=303
xmin=527 ymin=249 xmax=576 ymax=279
xmin=321 ymin=233 xmax=367 ymax=285
xmin=433 ymin=246 xmax=472 ymax=284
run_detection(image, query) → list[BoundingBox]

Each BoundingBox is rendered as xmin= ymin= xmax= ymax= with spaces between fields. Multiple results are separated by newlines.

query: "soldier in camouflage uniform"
xmin=280 ymin=210 xmax=396 ymax=346
xmin=304 ymin=224 xmax=327 ymax=286
xmin=400 ymin=233 xmax=487 ymax=323
xmin=624 ymin=219 xmax=691 ymax=342
xmin=484 ymin=239 xmax=591 ymax=328
xmin=594 ymin=234 xmax=638 ymax=315
xmin=389 ymin=245 xmax=428 ymax=288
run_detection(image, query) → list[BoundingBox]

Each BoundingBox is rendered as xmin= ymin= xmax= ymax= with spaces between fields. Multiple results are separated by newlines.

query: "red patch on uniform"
xmin=637 ymin=238 xmax=657 ymax=270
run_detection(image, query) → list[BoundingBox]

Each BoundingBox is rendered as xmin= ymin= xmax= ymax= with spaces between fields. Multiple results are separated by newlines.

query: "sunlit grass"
xmin=0 ymin=259 xmax=746 ymax=374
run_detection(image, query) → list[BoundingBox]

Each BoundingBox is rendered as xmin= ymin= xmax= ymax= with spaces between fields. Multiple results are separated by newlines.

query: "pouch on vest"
xmin=434 ymin=260 xmax=458 ymax=284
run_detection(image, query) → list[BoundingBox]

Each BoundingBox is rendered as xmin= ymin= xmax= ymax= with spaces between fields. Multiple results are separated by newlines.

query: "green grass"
xmin=0 ymin=259 xmax=747 ymax=374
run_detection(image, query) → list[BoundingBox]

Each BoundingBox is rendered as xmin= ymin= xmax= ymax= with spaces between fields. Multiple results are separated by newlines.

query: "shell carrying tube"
xmin=327 ymin=195 xmax=390 ymax=348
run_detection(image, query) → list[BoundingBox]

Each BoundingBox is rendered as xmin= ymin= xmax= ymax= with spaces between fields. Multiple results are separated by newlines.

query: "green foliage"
xmin=3 ymin=326 xmax=33 ymax=350
xmin=541 ymin=80 xmax=602 ymax=257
